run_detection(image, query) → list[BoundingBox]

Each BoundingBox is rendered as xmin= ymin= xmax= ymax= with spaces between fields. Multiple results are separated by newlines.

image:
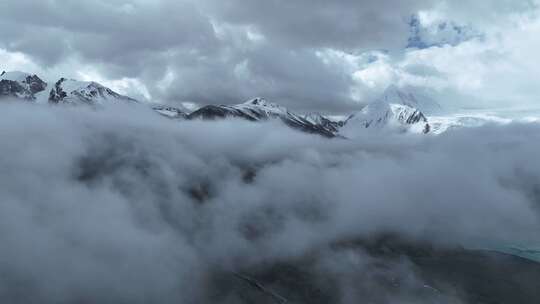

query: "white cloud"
xmin=0 ymin=102 xmax=539 ymax=302
xmin=0 ymin=48 xmax=41 ymax=74
xmin=348 ymin=4 xmax=540 ymax=109
xmin=1 ymin=1 xmax=540 ymax=111
xmin=77 ymin=68 xmax=152 ymax=101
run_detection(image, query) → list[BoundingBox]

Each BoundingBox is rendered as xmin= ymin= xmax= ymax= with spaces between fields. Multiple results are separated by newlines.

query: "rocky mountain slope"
xmin=188 ymin=98 xmax=340 ymax=137
xmin=185 ymin=94 xmax=432 ymax=137
xmin=48 ymin=78 xmax=138 ymax=105
xmin=1 ymin=71 xmax=137 ymax=105
xmin=0 ymin=71 xmax=47 ymax=101
xmin=0 ymin=71 xmax=433 ymax=137
xmin=342 ymin=101 xmax=431 ymax=135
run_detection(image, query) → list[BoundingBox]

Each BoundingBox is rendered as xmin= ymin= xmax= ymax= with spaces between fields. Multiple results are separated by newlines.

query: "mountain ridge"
xmin=0 ymin=70 xmax=432 ymax=137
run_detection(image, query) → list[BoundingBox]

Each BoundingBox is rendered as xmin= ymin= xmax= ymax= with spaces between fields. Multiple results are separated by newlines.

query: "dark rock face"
xmin=305 ymin=113 xmax=346 ymax=134
xmin=152 ymin=105 xmax=189 ymax=119
xmin=317 ymin=116 xmax=345 ymax=133
xmin=188 ymin=104 xmax=338 ymax=138
xmin=25 ymin=75 xmax=47 ymax=95
xmin=0 ymin=74 xmax=47 ymax=100
xmin=405 ymin=110 xmax=427 ymax=124
xmin=48 ymin=78 xmax=68 ymax=104
xmin=280 ymin=116 xmax=338 ymax=138
xmin=404 ymin=110 xmax=430 ymax=133
xmin=189 ymin=105 xmax=255 ymax=121
xmin=0 ymin=79 xmax=26 ymax=99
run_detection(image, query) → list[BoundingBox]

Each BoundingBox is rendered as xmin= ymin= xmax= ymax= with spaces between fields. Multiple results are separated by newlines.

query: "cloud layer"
xmin=1 ymin=0 xmax=538 ymax=111
xmin=0 ymin=102 xmax=539 ymax=302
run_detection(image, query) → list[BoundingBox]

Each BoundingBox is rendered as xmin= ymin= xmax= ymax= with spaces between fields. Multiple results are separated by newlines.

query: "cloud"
xmin=431 ymin=0 xmax=538 ymax=28
xmin=0 ymin=102 xmax=539 ymax=302
xmin=0 ymin=0 xmax=436 ymax=111
xmin=407 ymin=13 xmax=482 ymax=49
xmin=0 ymin=0 xmax=539 ymax=111
xmin=0 ymin=49 xmax=42 ymax=74
xmin=201 ymin=0 xmax=435 ymax=50
xmin=0 ymin=0 xmax=217 ymax=66
xmin=152 ymin=43 xmax=357 ymax=111
xmin=350 ymin=4 xmax=540 ymax=108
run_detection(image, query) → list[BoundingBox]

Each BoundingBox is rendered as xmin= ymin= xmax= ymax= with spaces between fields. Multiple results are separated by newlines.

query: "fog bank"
xmin=0 ymin=102 xmax=539 ymax=303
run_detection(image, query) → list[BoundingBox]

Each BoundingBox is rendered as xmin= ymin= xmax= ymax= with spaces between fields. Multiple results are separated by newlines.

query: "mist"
xmin=0 ymin=102 xmax=539 ymax=303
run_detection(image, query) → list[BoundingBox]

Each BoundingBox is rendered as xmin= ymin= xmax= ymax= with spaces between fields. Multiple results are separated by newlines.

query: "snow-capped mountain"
xmin=1 ymin=71 xmax=138 ymax=106
xmin=188 ymin=98 xmax=339 ymax=137
xmin=48 ymin=78 xmax=137 ymax=105
xmin=0 ymin=71 xmax=48 ymax=101
xmin=303 ymin=113 xmax=346 ymax=134
xmin=170 ymin=95 xmax=430 ymax=138
xmin=1 ymin=70 xmax=437 ymax=137
xmin=335 ymin=85 xmax=434 ymax=135
xmin=341 ymin=98 xmax=430 ymax=135
xmin=189 ymin=97 xmax=289 ymax=120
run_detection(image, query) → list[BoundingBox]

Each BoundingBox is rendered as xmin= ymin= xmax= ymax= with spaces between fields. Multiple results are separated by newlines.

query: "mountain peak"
xmin=244 ymin=97 xmax=266 ymax=104
xmin=1 ymin=71 xmax=138 ymax=106
xmin=239 ymin=97 xmax=289 ymax=116
xmin=343 ymin=100 xmax=430 ymax=135
xmin=49 ymin=77 xmax=138 ymax=105
xmin=0 ymin=71 xmax=48 ymax=100
xmin=243 ymin=97 xmax=281 ymax=109
xmin=187 ymin=98 xmax=339 ymax=137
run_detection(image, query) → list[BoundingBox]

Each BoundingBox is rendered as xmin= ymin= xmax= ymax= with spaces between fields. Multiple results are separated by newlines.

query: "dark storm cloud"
xmin=156 ymin=44 xmax=357 ymax=112
xmin=0 ymin=0 xmax=430 ymax=61
xmin=0 ymin=0 xmax=439 ymax=110
xmin=0 ymin=0 xmax=217 ymax=69
xmin=154 ymin=0 xmax=434 ymax=110
xmin=1 ymin=1 xmax=536 ymax=110
xmin=0 ymin=102 xmax=539 ymax=303
xmin=202 ymin=0 xmax=433 ymax=50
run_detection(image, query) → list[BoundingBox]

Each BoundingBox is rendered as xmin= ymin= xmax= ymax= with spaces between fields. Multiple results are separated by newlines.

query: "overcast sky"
xmin=1 ymin=0 xmax=539 ymax=111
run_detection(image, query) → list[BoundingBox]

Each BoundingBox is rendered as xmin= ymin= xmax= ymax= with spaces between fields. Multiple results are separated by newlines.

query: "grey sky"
xmin=0 ymin=0 xmax=538 ymax=111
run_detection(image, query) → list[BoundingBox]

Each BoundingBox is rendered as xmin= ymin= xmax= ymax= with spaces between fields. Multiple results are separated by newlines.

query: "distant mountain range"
xmin=1 ymin=70 xmax=435 ymax=137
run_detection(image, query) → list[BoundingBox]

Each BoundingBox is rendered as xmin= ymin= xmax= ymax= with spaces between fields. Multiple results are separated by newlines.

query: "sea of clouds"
xmin=0 ymin=102 xmax=539 ymax=303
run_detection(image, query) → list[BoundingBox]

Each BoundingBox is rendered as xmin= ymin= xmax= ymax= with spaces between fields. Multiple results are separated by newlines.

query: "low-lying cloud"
xmin=0 ymin=102 xmax=539 ymax=303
